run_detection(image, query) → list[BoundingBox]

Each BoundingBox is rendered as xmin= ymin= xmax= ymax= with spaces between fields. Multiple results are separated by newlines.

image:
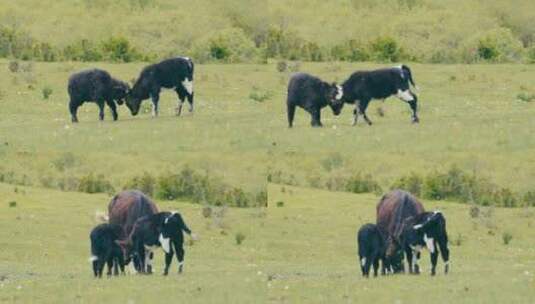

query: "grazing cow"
xmin=400 ymin=211 xmax=450 ymax=275
xmin=357 ymin=223 xmax=385 ymax=277
xmin=122 ymin=211 xmax=193 ymax=275
xmin=108 ymin=190 xmax=159 ymax=271
xmin=89 ymin=223 xmax=126 ymax=278
xmin=376 ymin=189 xmax=425 ymax=273
xmin=340 ymin=65 xmax=419 ymax=125
xmin=126 ymin=57 xmax=194 ymax=117
xmin=68 ymin=69 xmax=130 ymax=123
xmin=286 ymin=73 xmax=344 ymax=127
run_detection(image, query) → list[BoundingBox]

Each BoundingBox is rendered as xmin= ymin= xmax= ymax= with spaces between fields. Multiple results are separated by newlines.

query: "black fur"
xmin=286 ymin=72 xmax=344 ymax=128
xmin=341 ymin=65 xmax=419 ymax=125
xmin=400 ymin=211 xmax=450 ymax=275
xmin=126 ymin=211 xmax=192 ymax=275
xmin=357 ymin=223 xmax=385 ymax=277
xmin=89 ymin=223 xmax=126 ymax=278
xmin=126 ymin=57 xmax=194 ymax=117
xmin=68 ymin=69 xmax=129 ymax=123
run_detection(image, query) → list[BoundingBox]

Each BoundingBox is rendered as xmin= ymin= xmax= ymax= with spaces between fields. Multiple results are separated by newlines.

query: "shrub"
xmin=193 ymin=28 xmax=259 ymax=63
xmin=369 ymin=36 xmax=406 ymax=62
xmin=502 ymin=232 xmax=513 ymax=245
xmin=276 ymin=60 xmax=288 ymax=72
xmin=463 ymin=28 xmax=524 ymax=63
xmin=255 ymin=190 xmax=267 ymax=207
xmin=345 ymin=173 xmax=382 ymax=194
xmin=470 ymin=205 xmax=480 ymax=218
xmin=249 ymin=87 xmax=273 ymax=102
xmin=320 ymin=153 xmax=344 ymax=172
xmin=63 ymin=39 xmax=103 ymax=62
xmin=517 ymin=92 xmax=535 ymax=102
xmin=276 ymin=201 xmax=284 ymax=207
xmin=123 ymin=172 xmax=157 ymax=197
xmin=8 ymin=201 xmax=16 ymax=208
xmin=8 ymin=61 xmax=19 ymax=73
xmin=330 ymin=39 xmax=370 ymax=62
xmin=235 ymin=232 xmax=246 ymax=245
xmin=100 ymin=36 xmax=142 ymax=62
xmin=78 ymin=173 xmax=115 ymax=194
xmin=42 ymin=85 xmax=53 ymax=100
xmin=391 ymin=172 xmax=423 ymax=197
xmin=51 ymin=152 xmax=78 ymax=172
xmin=524 ymin=191 xmax=535 ymax=207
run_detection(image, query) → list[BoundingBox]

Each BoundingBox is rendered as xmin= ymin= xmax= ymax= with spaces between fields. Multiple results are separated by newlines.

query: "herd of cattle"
xmin=89 ymin=190 xmax=195 ymax=277
xmin=357 ymin=189 xmax=450 ymax=277
xmin=68 ymin=56 xmax=419 ymax=126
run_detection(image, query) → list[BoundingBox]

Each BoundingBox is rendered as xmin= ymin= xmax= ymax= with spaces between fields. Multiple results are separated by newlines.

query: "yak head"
xmin=125 ymin=92 xmax=142 ymax=116
xmin=325 ymin=82 xmax=344 ymax=116
xmin=112 ymin=81 xmax=131 ymax=106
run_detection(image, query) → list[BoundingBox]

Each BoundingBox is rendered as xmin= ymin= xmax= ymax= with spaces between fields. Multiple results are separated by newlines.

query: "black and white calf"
xmin=400 ymin=211 xmax=450 ymax=275
xmin=286 ymin=73 xmax=344 ymax=127
xmin=89 ymin=223 xmax=126 ymax=278
xmin=68 ymin=69 xmax=130 ymax=123
xmin=126 ymin=57 xmax=194 ymax=117
xmin=125 ymin=211 xmax=193 ymax=275
xmin=357 ymin=223 xmax=385 ymax=277
xmin=340 ymin=65 xmax=419 ymax=125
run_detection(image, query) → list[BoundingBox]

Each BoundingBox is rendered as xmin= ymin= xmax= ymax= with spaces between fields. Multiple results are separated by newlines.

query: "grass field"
xmin=266 ymin=183 xmax=535 ymax=303
xmin=0 ymin=183 xmax=269 ymax=303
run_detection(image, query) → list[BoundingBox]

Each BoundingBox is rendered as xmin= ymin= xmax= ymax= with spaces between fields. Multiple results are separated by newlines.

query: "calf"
xmin=124 ymin=211 xmax=193 ymax=275
xmin=89 ymin=223 xmax=126 ymax=278
xmin=126 ymin=57 xmax=194 ymax=117
xmin=357 ymin=223 xmax=385 ymax=277
xmin=286 ymin=73 xmax=344 ymax=127
xmin=340 ymin=65 xmax=419 ymax=125
xmin=68 ymin=69 xmax=130 ymax=122
xmin=400 ymin=211 xmax=450 ymax=275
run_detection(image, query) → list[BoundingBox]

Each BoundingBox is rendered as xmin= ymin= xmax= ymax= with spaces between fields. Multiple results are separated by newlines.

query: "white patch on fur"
xmin=361 ymin=258 xmax=366 ymax=267
xmin=151 ymin=103 xmax=157 ymax=117
xmin=159 ymin=233 xmax=171 ymax=254
xmin=410 ymin=244 xmax=423 ymax=252
xmin=424 ymin=234 xmax=435 ymax=253
xmin=178 ymin=261 xmax=184 ymax=267
xmin=182 ymin=79 xmax=193 ymax=95
xmin=128 ymin=262 xmax=138 ymax=274
xmin=89 ymin=255 xmax=98 ymax=262
xmin=335 ymin=85 xmax=343 ymax=100
xmin=413 ymin=224 xmax=423 ymax=230
xmin=397 ymin=89 xmax=414 ymax=102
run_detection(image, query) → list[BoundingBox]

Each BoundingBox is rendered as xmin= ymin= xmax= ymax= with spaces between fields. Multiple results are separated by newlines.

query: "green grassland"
xmin=0 ymin=183 xmax=269 ymax=303
xmin=266 ymin=183 xmax=535 ymax=303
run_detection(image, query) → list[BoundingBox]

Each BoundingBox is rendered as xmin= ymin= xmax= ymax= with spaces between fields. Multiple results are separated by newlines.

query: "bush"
xmin=524 ymin=191 xmax=535 ymax=207
xmin=123 ymin=172 xmax=157 ymax=197
xmin=63 ymin=39 xmax=103 ymax=62
xmin=8 ymin=61 xmax=19 ymax=73
xmin=249 ymin=87 xmax=273 ymax=102
xmin=51 ymin=152 xmax=78 ymax=172
xmin=517 ymin=92 xmax=535 ymax=102
xmin=193 ymin=28 xmax=259 ymax=63
xmin=330 ymin=39 xmax=370 ymax=62
xmin=463 ymin=28 xmax=524 ymax=63
xmin=100 ymin=36 xmax=143 ymax=62
xmin=345 ymin=173 xmax=382 ymax=194
xmin=235 ymin=232 xmax=246 ymax=245
xmin=77 ymin=173 xmax=115 ymax=194
xmin=502 ymin=232 xmax=513 ymax=245
xmin=369 ymin=36 xmax=406 ymax=62
xmin=42 ymin=86 xmax=53 ymax=100
xmin=391 ymin=172 xmax=424 ymax=197
xmin=320 ymin=153 xmax=344 ymax=172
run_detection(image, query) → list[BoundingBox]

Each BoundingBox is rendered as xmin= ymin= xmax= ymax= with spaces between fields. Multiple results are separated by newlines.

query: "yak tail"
xmin=401 ymin=65 xmax=418 ymax=91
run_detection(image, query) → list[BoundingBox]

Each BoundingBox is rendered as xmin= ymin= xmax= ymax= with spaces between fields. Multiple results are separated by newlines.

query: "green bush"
xmin=42 ymin=85 xmax=53 ymax=100
xmin=77 ymin=173 xmax=115 ymax=194
xmin=463 ymin=28 xmax=524 ymax=63
xmin=63 ymin=39 xmax=103 ymax=62
xmin=330 ymin=39 xmax=370 ymax=62
xmin=502 ymin=232 xmax=513 ymax=245
xmin=524 ymin=191 xmax=535 ymax=207
xmin=345 ymin=173 xmax=382 ymax=194
xmin=123 ymin=172 xmax=157 ymax=197
xmin=369 ymin=36 xmax=406 ymax=62
xmin=100 ymin=36 xmax=143 ymax=62
xmin=249 ymin=87 xmax=273 ymax=102
xmin=193 ymin=28 xmax=259 ymax=63
xmin=391 ymin=172 xmax=424 ymax=197
xmin=235 ymin=232 xmax=246 ymax=245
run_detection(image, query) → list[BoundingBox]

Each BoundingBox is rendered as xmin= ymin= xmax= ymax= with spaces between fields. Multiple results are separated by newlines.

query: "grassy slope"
xmin=0 ymin=183 xmax=269 ymax=303
xmin=266 ymin=183 xmax=535 ymax=303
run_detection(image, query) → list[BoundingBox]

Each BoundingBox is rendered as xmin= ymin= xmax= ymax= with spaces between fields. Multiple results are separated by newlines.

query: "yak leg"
xmin=372 ymin=256 xmax=380 ymax=277
xmin=150 ymin=90 xmax=160 ymax=117
xmin=438 ymin=238 xmax=450 ymax=274
xmin=163 ymin=246 xmax=174 ymax=276
xmin=397 ymin=89 xmax=419 ymax=123
xmin=175 ymin=88 xmax=186 ymax=116
xmin=105 ymin=99 xmax=118 ymax=121
xmin=359 ymin=99 xmax=372 ymax=125
xmin=174 ymin=240 xmax=185 ymax=273
xmin=405 ymin=248 xmax=414 ymax=274
xmin=97 ymin=100 xmax=105 ymax=121
xmin=310 ymin=107 xmax=322 ymax=127
xmin=287 ymin=103 xmax=296 ymax=128
xmin=352 ymin=102 xmax=359 ymax=126
xmin=69 ymin=100 xmax=79 ymax=123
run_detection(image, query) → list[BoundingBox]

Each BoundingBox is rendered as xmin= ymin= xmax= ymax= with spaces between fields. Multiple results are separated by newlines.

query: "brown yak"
xmin=376 ymin=189 xmax=424 ymax=273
